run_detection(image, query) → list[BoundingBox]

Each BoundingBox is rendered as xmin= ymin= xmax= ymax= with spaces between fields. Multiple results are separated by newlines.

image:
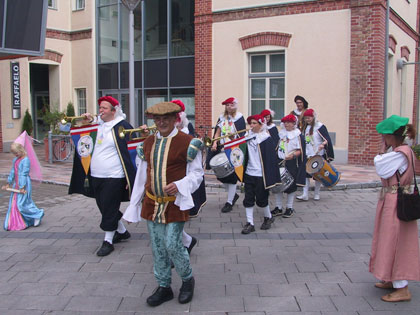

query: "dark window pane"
xmin=5 ymin=0 xmax=44 ymax=51
xmin=134 ymin=61 xmax=142 ymax=88
xmin=98 ymin=63 xmax=119 ymax=89
xmin=144 ymin=59 xmax=167 ymax=88
xmin=251 ymin=100 xmax=265 ymax=115
xmin=171 ymin=0 xmax=194 ymax=56
xmin=170 ymin=57 xmax=194 ymax=87
xmin=120 ymin=62 xmax=128 ymax=89
xmin=270 ymin=78 xmax=284 ymax=98
xmin=145 ymin=0 xmax=167 ymax=58
xmin=270 ymin=100 xmax=284 ymax=120
xmin=99 ymin=5 xmax=118 ymax=63
xmin=251 ymin=55 xmax=265 ymax=73
xmin=270 ymin=54 xmax=285 ymax=72
xmin=251 ymin=79 xmax=265 ymax=98
xmin=0 ymin=0 xmax=4 ymax=46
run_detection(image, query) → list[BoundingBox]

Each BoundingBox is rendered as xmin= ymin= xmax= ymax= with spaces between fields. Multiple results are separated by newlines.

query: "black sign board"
xmin=0 ymin=0 xmax=47 ymax=57
xmin=10 ymin=61 xmax=20 ymax=119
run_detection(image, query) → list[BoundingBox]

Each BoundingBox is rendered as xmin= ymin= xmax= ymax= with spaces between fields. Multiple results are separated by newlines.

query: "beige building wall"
xmin=213 ymin=10 xmax=351 ymax=161
xmin=391 ymin=0 xmax=418 ymax=30
xmin=388 ymin=22 xmax=417 ymax=120
xmin=0 ymin=58 xmax=31 ymax=143
xmin=213 ymin=0 xmax=303 ymax=11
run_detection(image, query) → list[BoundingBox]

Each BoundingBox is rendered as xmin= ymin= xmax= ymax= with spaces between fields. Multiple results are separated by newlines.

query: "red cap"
xmin=222 ymin=97 xmax=237 ymax=105
xmin=260 ymin=109 xmax=271 ymax=117
xmin=98 ymin=96 xmax=119 ymax=107
xmin=303 ymin=108 xmax=315 ymax=117
xmin=247 ymin=114 xmax=263 ymax=125
xmin=281 ymin=114 xmax=297 ymax=123
xmin=171 ymin=99 xmax=185 ymax=112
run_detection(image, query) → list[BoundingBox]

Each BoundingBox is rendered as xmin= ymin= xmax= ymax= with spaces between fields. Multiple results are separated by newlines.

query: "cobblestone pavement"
xmin=0 ymin=183 xmax=419 ymax=314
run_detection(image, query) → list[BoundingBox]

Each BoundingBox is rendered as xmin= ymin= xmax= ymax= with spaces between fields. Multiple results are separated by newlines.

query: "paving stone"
xmin=12 ymin=295 xmax=71 ymax=311
xmin=65 ymin=296 xmax=122 ymax=312
xmin=244 ymin=296 xmax=299 ymax=312
xmin=226 ymin=284 xmax=259 ymax=296
xmin=296 ymin=296 xmax=337 ymax=312
xmin=306 ymin=283 xmax=345 ymax=296
xmin=258 ymin=283 xmax=310 ymax=297
xmin=190 ymin=296 xmax=244 ymax=312
xmin=331 ymin=296 xmax=373 ymax=311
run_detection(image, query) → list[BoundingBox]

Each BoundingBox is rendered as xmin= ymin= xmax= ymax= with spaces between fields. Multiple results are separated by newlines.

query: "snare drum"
xmin=209 ymin=152 xmax=235 ymax=179
xmin=271 ymin=167 xmax=294 ymax=193
xmin=306 ymin=155 xmax=340 ymax=187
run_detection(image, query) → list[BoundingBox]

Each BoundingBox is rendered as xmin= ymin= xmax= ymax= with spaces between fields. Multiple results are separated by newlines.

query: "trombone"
xmin=118 ymin=125 xmax=157 ymax=140
xmin=203 ymin=128 xmax=249 ymax=147
xmin=61 ymin=114 xmax=100 ymax=125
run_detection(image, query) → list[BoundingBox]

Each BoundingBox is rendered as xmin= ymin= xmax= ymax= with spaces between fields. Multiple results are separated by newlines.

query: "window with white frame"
xmin=76 ymin=88 xmax=87 ymax=115
xmin=249 ymin=52 xmax=285 ymax=122
xmin=75 ymin=0 xmax=85 ymax=10
xmin=48 ymin=0 xmax=57 ymax=9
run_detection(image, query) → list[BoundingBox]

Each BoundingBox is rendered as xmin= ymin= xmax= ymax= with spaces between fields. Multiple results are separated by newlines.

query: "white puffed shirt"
xmin=374 ymin=151 xmax=408 ymax=179
xmin=123 ymin=127 xmax=204 ymax=222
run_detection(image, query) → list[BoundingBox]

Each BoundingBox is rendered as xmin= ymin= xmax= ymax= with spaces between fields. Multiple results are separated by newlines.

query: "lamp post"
xmin=121 ymin=0 xmax=141 ymax=127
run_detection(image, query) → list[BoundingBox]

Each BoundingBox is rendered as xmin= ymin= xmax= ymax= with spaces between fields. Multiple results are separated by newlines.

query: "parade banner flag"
xmin=127 ymin=139 xmax=144 ymax=169
xmin=224 ymin=136 xmax=247 ymax=182
xmin=70 ymin=124 xmax=98 ymax=177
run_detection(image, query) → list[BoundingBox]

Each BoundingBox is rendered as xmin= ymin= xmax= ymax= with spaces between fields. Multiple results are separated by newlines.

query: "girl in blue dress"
xmin=2 ymin=132 xmax=44 ymax=231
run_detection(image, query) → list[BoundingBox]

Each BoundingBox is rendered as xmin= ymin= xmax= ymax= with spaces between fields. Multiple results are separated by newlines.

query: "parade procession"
xmin=61 ymin=94 xmax=347 ymax=306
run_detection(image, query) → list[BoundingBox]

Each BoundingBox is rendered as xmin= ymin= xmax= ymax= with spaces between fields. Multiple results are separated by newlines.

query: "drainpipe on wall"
xmin=383 ymin=0 xmax=390 ymax=119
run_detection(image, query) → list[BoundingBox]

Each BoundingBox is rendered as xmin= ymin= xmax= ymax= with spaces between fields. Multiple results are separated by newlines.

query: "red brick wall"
xmin=348 ymin=1 xmax=386 ymax=165
xmin=239 ymin=32 xmax=292 ymax=50
xmin=46 ymin=28 xmax=92 ymax=41
xmin=29 ymin=50 xmax=63 ymax=63
xmin=194 ymin=0 xmax=213 ymax=135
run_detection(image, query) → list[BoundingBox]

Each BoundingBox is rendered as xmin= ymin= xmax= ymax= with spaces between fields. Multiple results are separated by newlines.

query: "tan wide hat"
xmin=145 ymin=102 xmax=181 ymax=116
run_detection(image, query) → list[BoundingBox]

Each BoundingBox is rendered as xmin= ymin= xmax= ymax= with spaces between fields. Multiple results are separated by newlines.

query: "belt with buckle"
xmin=146 ymin=190 xmax=176 ymax=204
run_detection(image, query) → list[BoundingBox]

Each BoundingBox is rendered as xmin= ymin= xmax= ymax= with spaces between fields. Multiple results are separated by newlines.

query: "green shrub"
xmin=21 ymin=109 xmax=33 ymax=135
xmin=412 ymin=144 xmax=420 ymax=160
xmin=66 ymin=101 xmax=75 ymax=116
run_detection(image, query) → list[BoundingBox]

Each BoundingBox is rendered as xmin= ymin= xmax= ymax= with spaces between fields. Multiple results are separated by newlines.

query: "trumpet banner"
xmin=224 ymin=136 xmax=247 ymax=182
xmin=127 ymin=139 xmax=145 ymax=167
xmin=70 ymin=124 xmax=99 ymax=177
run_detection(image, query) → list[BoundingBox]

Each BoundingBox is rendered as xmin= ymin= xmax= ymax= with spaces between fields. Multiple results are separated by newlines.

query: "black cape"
xmin=317 ymin=125 xmax=334 ymax=161
xmin=68 ymin=120 xmax=136 ymax=201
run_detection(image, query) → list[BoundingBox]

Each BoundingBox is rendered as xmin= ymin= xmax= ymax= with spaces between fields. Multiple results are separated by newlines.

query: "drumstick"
xmin=3 ymin=188 xmax=22 ymax=193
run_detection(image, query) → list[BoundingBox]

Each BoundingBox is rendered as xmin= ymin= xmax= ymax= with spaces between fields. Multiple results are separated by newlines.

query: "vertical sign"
xmin=10 ymin=61 xmax=21 ymax=119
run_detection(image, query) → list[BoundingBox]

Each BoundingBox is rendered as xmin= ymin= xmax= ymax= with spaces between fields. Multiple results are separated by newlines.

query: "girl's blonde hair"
xmin=11 ymin=142 xmax=26 ymax=156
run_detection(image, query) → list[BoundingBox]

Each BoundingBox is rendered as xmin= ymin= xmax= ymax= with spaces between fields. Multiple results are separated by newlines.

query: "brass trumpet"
xmin=61 ymin=114 xmax=99 ymax=125
xmin=118 ymin=125 xmax=157 ymax=140
xmin=203 ymin=128 xmax=249 ymax=147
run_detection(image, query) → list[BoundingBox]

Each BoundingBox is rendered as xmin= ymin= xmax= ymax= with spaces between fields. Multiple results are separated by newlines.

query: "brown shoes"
xmin=375 ymin=281 xmax=393 ymax=289
xmin=381 ymin=286 xmax=411 ymax=302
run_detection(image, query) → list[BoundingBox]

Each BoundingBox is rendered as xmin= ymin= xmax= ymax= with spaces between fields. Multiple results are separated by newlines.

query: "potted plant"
xmin=38 ymin=104 xmax=66 ymax=161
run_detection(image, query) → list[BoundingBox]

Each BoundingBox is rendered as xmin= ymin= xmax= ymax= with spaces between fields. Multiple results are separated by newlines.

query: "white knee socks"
xmin=286 ymin=192 xmax=295 ymax=209
xmin=263 ymin=205 xmax=272 ymax=219
xmin=314 ymin=180 xmax=321 ymax=195
xmin=182 ymin=230 xmax=192 ymax=248
xmin=302 ymin=178 xmax=310 ymax=197
xmin=226 ymin=184 xmax=237 ymax=204
xmin=275 ymin=193 xmax=283 ymax=209
xmin=104 ymin=231 xmax=115 ymax=244
xmin=117 ymin=220 xmax=127 ymax=234
xmin=245 ymin=207 xmax=254 ymax=225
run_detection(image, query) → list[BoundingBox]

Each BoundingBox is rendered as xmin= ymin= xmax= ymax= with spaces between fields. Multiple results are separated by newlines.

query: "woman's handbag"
xmin=396 ymin=153 xmax=420 ymax=222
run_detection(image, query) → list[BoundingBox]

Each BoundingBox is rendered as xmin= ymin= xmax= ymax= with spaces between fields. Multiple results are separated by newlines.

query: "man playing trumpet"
xmin=69 ymin=96 xmax=136 ymax=257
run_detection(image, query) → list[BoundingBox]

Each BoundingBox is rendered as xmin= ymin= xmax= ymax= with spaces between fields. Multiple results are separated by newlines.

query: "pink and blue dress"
xmin=3 ymin=156 xmax=44 ymax=231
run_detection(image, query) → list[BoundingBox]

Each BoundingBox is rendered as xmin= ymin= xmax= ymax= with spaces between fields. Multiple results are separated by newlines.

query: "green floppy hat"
xmin=376 ymin=115 xmax=409 ymax=134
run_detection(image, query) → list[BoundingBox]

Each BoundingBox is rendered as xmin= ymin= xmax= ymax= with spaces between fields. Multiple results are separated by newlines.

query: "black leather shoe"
xmin=96 ymin=241 xmax=114 ymax=256
xmin=113 ymin=230 xmax=131 ymax=244
xmin=232 ymin=193 xmax=240 ymax=206
xmin=187 ymin=236 xmax=197 ymax=254
xmin=221 ymin=202 xmax=233 ymax=213
xmin=147 ymin=286 xmax=174 ymax=307
xmin=178 ymin=277 xmax=195 ymax=304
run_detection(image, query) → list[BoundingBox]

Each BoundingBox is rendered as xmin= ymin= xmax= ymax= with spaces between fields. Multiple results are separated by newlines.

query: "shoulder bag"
xmin=396 ymin=153 xmax=420 ymax=221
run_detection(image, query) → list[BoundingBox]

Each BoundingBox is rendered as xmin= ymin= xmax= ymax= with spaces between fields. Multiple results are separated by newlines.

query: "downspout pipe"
xmin=383 ymin=0 xmax=390 ymax=119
